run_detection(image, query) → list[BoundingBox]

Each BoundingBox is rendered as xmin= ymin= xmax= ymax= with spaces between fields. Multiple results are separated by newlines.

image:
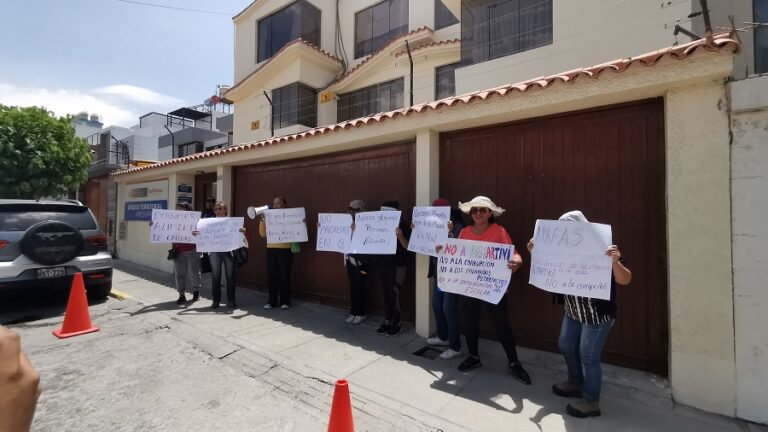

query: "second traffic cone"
xmin=327 ymin=379 xmax=354 ymax=432
xmin=53 ymin=272 xmax=99 ymax=339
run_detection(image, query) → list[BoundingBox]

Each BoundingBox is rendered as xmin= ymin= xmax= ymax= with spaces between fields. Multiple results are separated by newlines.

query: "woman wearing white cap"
xmin=527 ymin=210 xmax=631 ymax=418
xmin=454 ymin=196 xmax=531 ymax=385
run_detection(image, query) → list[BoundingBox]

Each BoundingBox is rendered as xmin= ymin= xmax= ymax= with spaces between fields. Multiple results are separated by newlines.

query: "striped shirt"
xmin=563 ymin=258 xmax=626 ymax=325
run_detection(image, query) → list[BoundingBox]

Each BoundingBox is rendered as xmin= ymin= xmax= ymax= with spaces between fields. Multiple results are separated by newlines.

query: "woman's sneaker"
xmin=191 ymin=291 xmax=200 ymax=302
xmin=352 ymin=315 xmax=367 ymax=324
xmin=458 ymin=355 xmax=482 ymax=372
xmin=376 ymin=322 xmax=391 ymax=335
xmin=426 ymin=336 xmax=449 ymax=346
xmin=508 ymin=362 xmax=532 ymax=385
xmin=438 ymin=349 xmax=462 ymax=360
xmin=552 ymin=381 xmax=583 ymax=398
xmin=263 ymin=304 xmax=273 ymax=310
xmin=345 ymin=314 xmax=356 ymax=323
xmin=386 ymin=323 xmax=402 ymax=336
xmin=566 ymin=400 xmax=601 ymax=418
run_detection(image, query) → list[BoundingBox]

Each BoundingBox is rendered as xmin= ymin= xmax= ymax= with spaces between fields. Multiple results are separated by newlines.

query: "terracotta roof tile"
xmin=226 ymin=39 xmax=341 ymax=96
xmin=394 ymin=38 xmax=460 ymax=57
xmin=331 ymin=26 xmax=434 ymax=86
xmin=114 ymin=34 xmax=739 ymax=177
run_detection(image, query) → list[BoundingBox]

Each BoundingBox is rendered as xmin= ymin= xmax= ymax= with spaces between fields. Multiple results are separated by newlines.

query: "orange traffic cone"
xmin=53 ymin=272 xmax=100 ymax=339
xmin=327 ymin=379 xmax=354 ymax=432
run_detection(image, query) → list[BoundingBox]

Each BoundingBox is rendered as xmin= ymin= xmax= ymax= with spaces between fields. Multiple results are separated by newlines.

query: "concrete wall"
xmin=730 ymin=75 xmax=768 ymax=425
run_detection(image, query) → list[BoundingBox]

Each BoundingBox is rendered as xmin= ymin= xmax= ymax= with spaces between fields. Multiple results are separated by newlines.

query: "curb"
xmin=109 ymin=289 xmax=132 ymax=300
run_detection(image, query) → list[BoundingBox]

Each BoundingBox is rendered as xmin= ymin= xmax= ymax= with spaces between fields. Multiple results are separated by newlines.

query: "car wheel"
xmin=20 ymin=221 xmax=84 ymax=265
xmin=87 ymin=283 xmax=112 ymax=301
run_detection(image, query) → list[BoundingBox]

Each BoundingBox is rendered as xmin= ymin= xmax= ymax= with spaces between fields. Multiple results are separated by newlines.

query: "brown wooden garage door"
xmin=440 ymin=99 xmax=667 ymax=374
xmin=233 ymin=142 xmax=416 ymax=320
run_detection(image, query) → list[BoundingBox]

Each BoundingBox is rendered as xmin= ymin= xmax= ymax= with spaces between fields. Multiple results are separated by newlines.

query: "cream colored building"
xmin=113 ymin=0 xmax=767 ymax=424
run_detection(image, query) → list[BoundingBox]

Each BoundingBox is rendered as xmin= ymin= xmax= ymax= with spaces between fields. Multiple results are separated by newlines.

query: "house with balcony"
xmin=112 ymin=0 xmax=768 ymax=424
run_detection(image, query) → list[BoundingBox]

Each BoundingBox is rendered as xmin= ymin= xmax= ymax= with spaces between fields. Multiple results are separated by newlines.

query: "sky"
xmin=0 ymin=0 xmax=254 ymax=128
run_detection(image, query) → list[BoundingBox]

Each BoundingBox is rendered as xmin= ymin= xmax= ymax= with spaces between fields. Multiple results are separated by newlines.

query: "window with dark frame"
xmin=435 ymin=63 xmax=459 ymax=100
xmin=272 ymin=83 xmax=318 ymax=130
xmin=336 ymin=78 xmax=405 ymax=122
xmin=177 ymin=141 xmax=204 ymax=158
xmin=460 ymin=0 xmax=552 ymax=66
xmin=435 ymin=0 xmax=459 ymax=29
xmin=257 ymin=0 xmax=321 ymax=63
xmin=756 ymin=0 xmax=768 ymax=73
xmin=354 ymin=0 xmax=409 ymax=59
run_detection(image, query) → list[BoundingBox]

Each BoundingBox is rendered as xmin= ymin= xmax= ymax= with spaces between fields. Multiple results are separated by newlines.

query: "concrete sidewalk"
xmin=110 ymin=259 xmax=762 ymax=432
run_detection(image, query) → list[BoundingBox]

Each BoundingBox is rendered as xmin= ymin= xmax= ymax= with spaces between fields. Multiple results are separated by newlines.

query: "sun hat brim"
xmin=458 ymin=196 xmax=505 ymax=217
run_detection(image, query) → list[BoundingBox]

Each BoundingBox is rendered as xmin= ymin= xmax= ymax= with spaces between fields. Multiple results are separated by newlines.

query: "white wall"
xmin=730 ymin=75 xmax=768 ymax=425
xmin=456 ymin=0 xmax=695 ymax=94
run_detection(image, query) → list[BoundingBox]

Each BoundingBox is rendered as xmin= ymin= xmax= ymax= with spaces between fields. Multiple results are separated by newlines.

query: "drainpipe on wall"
xmin=405 ymin=40 xmax=414 ymax=107
xmin=163 ymin=125 xmax=175 ymax=158
xmin=263 ymin=91 xmax=274 ymax=137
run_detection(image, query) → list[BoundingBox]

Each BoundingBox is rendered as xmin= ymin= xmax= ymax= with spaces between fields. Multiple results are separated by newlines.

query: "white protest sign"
xmin=265 ymin=208 xmax=308 ymax=243
xmin=149 ymin=209 xmax=200 ymax=244
xmin=437 ymin=238 xmax=514 ymax=305
xmin=316 ymin=213 xmax=353 ymax=253
xmin=407 ymin=206 xmax=449 ymax=257
xmin=528 ymin=219 xmax=613 ymax=300
xmin=348 ymin=211 xmax=401 ymax=255
xmin=194 ymin=217 xmax=245 ymax=252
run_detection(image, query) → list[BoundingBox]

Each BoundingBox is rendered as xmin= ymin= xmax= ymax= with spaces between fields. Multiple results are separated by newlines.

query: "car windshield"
xmin=0 ymin=204 xmax=97 ymax=231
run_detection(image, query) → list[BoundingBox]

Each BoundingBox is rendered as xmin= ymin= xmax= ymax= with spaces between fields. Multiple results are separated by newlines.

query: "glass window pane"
xmin=301 ymin=1 xmax=321 ymax=45
xmin=258 ymin=17 xmax=272 ymax=62
xmin=756 ymin=0 xmax=768 ymax=73
xmin=390 ymin=79 xmax=404 ymax=110
xmin=337 ymin=94 xmax=350 ymax=122
xmin=355 ymin=0 xmax=409 ymax=58
xmin=435 ymin=0 xmax=459 ymax=29
xmin=355 ymin=8 xmax=373 ymax=58
xmin=435 ymin=63 xmax=457 ymax=99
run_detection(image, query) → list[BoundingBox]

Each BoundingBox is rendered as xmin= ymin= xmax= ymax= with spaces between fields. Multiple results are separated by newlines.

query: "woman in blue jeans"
xmin=425 ymin=198 xmax=464 ymax=359
xmin=528 ymin=210 xmax=632 ymax=418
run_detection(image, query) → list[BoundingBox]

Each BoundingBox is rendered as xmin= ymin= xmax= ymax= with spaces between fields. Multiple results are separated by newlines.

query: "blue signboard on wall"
xmin=125 ymin=200 xmax=167 ymax=221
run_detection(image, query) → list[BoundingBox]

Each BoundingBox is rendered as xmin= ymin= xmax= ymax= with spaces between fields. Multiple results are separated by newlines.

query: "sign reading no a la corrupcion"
xmin=528 ymin=219 xmax=613 ymax=300
xmin=437 ymin=238 xmax=514 ymax=305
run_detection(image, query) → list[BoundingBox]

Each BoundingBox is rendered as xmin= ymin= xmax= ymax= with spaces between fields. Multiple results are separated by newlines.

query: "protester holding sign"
xmin=193 ymin=201 xmax=247 ymax=309
xmin=425 ymin=198 xmax=465 ymax=359
xmin=258 ymin=196 xmax=294 ymax=310
xmin=527 ymin=210 xmax=631 ymax=418
xmin=344 ymin=199 xmax=375 ymax=324
xmin=157 ymin=203 xmax=201 ymax=305
xmin=375 ymin=201 xmax=411 ymax=337
xmin=452 ymin=196 xmax=531 ymax=385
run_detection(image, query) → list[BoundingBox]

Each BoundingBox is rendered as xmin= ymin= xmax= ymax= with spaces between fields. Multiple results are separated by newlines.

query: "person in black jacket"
xmin=375 ymin=200 xmax=411 ymax=336
xmin=344 ymin=199 xmax=374 ymax=324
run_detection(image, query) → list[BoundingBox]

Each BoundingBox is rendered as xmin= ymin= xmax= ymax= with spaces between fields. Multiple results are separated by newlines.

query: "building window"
xmin=355 ymin=0 xmax=409 ymax=59
xmin=177 ymin=141 xmax=204 ymax=158
xmin=272 ymin=83 xmax=318 ymax=130
xmin=257 ymin=0 xmax=321 ymax=63
xmin=435 ymin=0 xmax=459 ymax=29
xmin=337 ymin=78 xmax=405 ymax=122
xmin=460 ymin=0 xmax=552 ymax=66
xmin=756 ymin=0 xmax=768 ymax=73
xmin=435 ymin=63 xmax=458 ymax=99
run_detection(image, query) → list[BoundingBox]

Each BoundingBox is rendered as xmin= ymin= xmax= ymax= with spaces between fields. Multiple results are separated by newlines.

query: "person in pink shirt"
xmin=454 ymin=196 xmax=531 ymax=385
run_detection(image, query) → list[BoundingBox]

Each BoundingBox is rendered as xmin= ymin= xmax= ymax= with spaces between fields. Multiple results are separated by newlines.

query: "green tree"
xmin=0 ymin=105 xmax=91 ymax=199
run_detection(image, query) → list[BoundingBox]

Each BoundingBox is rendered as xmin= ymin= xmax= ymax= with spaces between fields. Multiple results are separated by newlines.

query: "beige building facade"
xmin=113 ymin=0 xmax=768 ymax=424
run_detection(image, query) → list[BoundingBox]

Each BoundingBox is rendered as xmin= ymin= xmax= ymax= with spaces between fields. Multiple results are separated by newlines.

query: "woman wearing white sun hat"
xmin=452 ymin=195 xmax=531 ymax=385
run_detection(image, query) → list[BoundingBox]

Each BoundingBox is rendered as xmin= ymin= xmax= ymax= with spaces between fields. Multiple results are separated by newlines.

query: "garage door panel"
xmin=233 ymin=143 xmax=416 ymax=320
xmin=441 ymin=100 xmax=667 ymax=373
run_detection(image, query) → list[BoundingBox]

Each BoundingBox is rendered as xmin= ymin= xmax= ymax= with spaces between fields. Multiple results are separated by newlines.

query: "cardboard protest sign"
xmin=265 ymin=208 xmax=308 ymax=243
xmin=437 ymin=238 xmax=514 ymax=305
xmin=348 ymin=211 xmax=401 ymax=255
xmin=407 ymin=206 xmax=449 ymax=257
xmin=528 ymin=219 xmax=613 ymax=300
xmin=150 ymin=209 xmax=200 ymax=244
xmin=194 ymin=217 xmax=245 ymax=252
xmin=316 ymin=213 xmax=353 ymax=253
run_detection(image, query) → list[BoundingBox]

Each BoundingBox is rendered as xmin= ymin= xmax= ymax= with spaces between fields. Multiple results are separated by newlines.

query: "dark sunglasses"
xmin=469 ymin=207 xmax=489 ymax=214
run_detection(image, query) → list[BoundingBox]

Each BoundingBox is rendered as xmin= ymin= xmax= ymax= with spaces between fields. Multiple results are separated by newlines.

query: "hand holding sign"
xmin=528 ymin=219 xmax=613 ymax=300
xmin=437 ymin=238 xmax=514 ymax=305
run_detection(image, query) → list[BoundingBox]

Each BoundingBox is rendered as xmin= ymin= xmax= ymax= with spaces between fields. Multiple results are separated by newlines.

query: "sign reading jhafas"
xmin=316 ymin=213 xmax=353 ymax=253
xmin=407 ymin=206 xmax=449 ymax=257
xmin=348 ymin=211 xmax=402 ymax=255
xmin=265 ymin=208 xmax=308 ymax=243
xmin=437 ymin=238 xmax=514 ymax=305
xmin=528 ymin=220 xmax=613 ymax=300
xmin=194 ymin=217 xmax=245 ymax=253
xmin=149 ymin=209 xmax=200 ymax=244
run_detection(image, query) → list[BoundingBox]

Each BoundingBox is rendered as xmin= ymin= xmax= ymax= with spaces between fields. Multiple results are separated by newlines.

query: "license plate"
xmin=37 ymin=267 xmax=66 ymax=279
